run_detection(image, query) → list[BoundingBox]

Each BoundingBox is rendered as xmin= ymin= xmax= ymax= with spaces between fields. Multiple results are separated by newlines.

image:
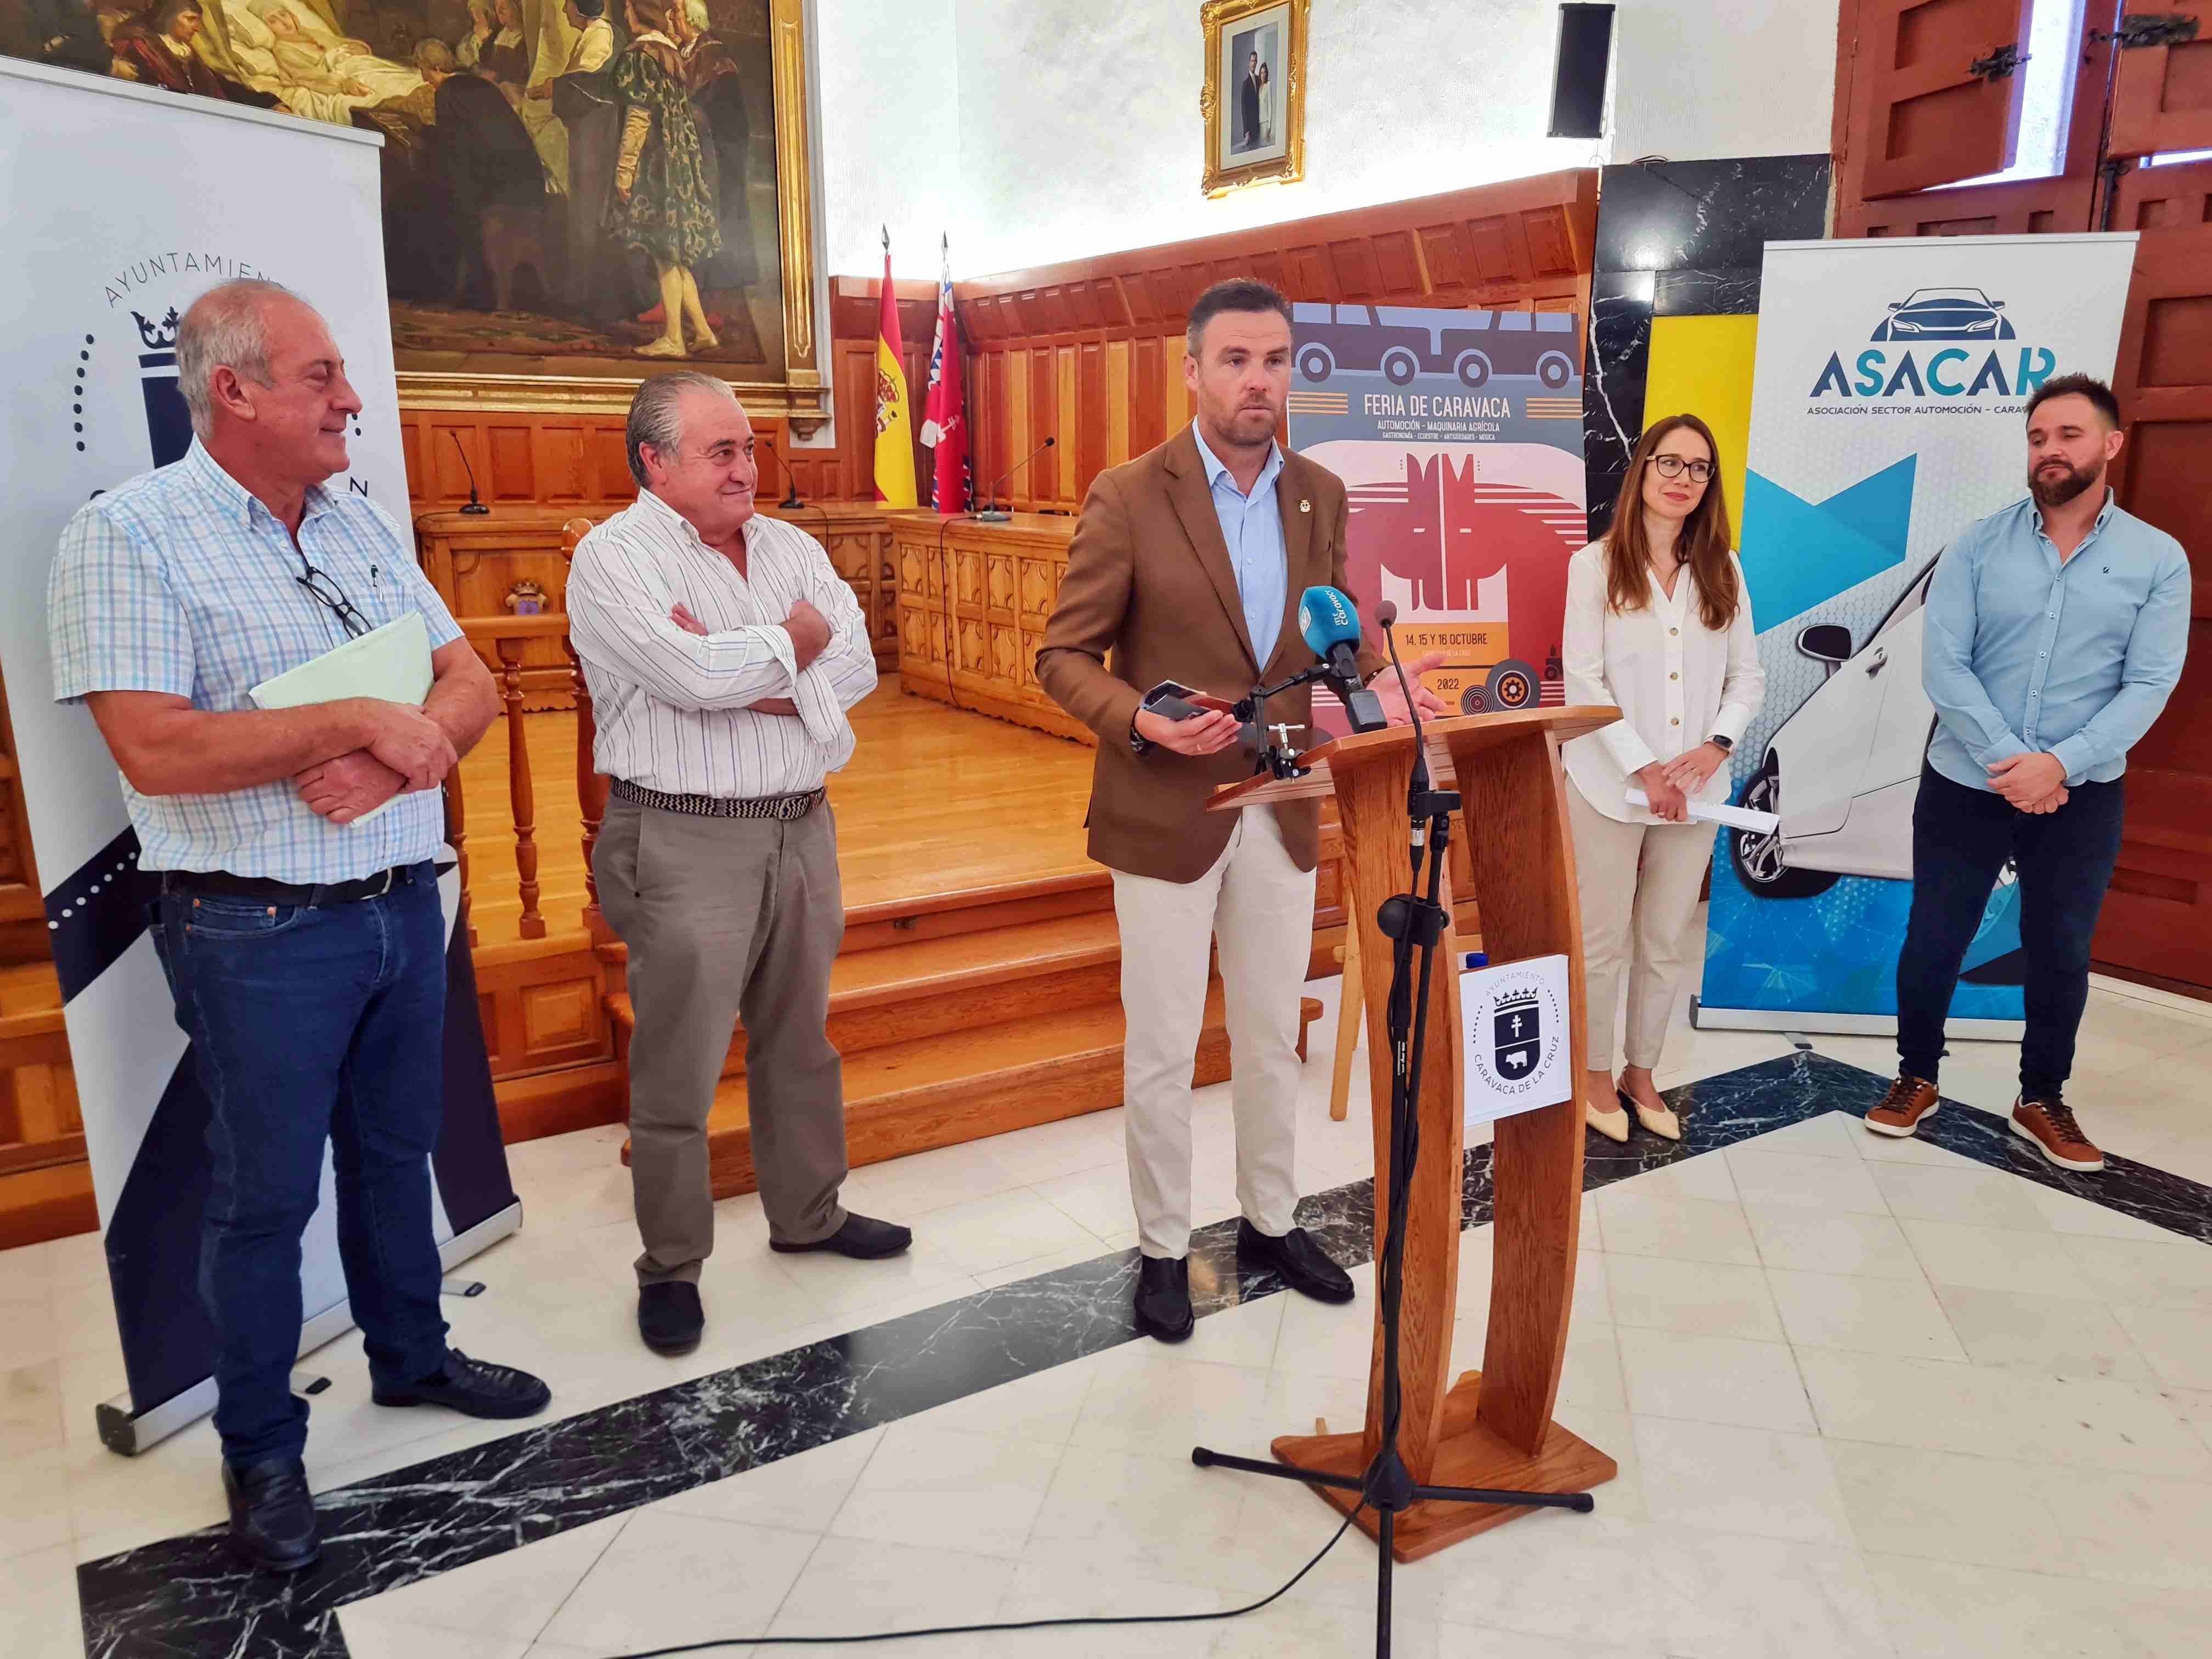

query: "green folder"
xmin=248 ymin=613 xmax=435 ymax=828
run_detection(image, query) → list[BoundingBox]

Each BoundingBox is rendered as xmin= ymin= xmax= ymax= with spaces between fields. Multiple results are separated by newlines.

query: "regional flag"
xmin=872 ymin=235 xmax=918 ymax=508
xmin=919 ymin=235 xmax=972 ymax=514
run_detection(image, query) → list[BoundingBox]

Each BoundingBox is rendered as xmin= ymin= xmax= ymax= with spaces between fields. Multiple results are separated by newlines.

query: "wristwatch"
xmin=1708 ymin=734 xmax=1734 ymax=754
xmin=1129 ymin=715 xmax=1153 ymax=757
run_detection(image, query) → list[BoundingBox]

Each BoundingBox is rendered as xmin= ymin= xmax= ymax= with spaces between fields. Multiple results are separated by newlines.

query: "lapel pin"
xmin=1299 ymin=499 xmax=1311 ymax=514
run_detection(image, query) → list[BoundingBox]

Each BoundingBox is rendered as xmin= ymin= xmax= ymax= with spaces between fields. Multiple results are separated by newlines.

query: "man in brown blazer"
xmin=1039 ymin=278 xmax=1441 ymax=1340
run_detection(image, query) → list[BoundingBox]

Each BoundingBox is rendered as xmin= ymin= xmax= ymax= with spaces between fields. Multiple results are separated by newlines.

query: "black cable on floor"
xmin=596 ymin=1497 xmax=1365 ymax=1656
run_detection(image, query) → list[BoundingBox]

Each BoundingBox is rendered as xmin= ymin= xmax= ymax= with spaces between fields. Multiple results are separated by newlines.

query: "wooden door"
xmin=1848 ymin=0 xmax=2035 ymax=198
xmin=2094 ymin=225 xmax=2212 ymax=990
xmin=2108 ymin=4 xmax=2212 ymax=157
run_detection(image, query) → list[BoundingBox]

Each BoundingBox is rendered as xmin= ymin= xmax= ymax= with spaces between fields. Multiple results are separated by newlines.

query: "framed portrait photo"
xmin=1200 ymin=0 xmax=1305 ymax=197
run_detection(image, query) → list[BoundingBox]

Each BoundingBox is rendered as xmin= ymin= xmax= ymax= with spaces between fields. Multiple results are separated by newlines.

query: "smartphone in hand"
xmin=1142 ymin=680 xmax=1236 ymax=721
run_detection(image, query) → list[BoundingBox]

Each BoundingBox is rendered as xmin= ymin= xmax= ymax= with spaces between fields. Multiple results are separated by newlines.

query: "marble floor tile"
xmin=0 ymin=1448 xmax=70 ymax=1564
xmin=1731 ymin=1108 xmax=1869 ymax=1161
xmin=1899 ymin=1216 xmax=2102 ymax=1300
xmin=1651 ymin=1528 xmax=1894 ymax=1659
xmin=0 ymin=1544 xmax=79 ymax=1659
xmin=1764 ymin=1267 xmax=1968 ymax=1362
xmin=1425 ymin=1512 xmax=1672 ymax=1650
xmin=646 ymin=1425 xmax=883 ymax=1534
xmin=1428 ymin=1629 xmax=1666 ymax=1659
xmin=825 ymin=1421 xmax=1062 ymax=1560
xmin=2109 ymin=1302 xmax=2212 ymax=1390
xmin=1023 ymin=1444 xmax=1252 ymax=1589
xmin=1866 ymin=1551 xmax=2212 ymax=1659
xmin=988 ymin=1558 xmax=1227 ymax=1658
xmin=839 ymin=1137 xmax=1036 ymax=1218
xmin=2059 ymin=1232 xmax=2212 ymax=1313
xmin=899 ymin=1357 xmax=1096 ymax=1447
xmin=533 ymin=1510 xmax=817 ymax=1654
xmin=900 ymin=1186 xmax=1102 ymax=1279
xmin=1723 ymin=1146 xmax=1891 ymax=1215
xmin=1592 ymin=1189 xmax=1760 ymax=1267
xmin=1742 ymin=1204 xmax=1926 ymax=1280
xmin=1615 ymin=1327 xmax=1815 ymax=1433
xmin=1631 ymin=1415 xmax=1854 ymax=1545
xmin=1867 ymin=1158 xmax=2055 ymax=1231
xmin=1798 ymin=1346 xmax=2209 ymax=1477
xmin=1600 ymin=1254 xmax=1784 ymax=1342
xmin=336 ymin=1612 xmax=532 ymax=1659
xmin=1936 ymin=1283 xmax=2153 ymax=1383
xmin=1068 ymin=1350 xmax=1279 ymax=1459
xmin=1028 ymin=1165 xmax=1140 ymax=1242
xmin=361 ymin=1514 xmax=627 ymax=1644
xmin=765 ymin=1534 xmax=1017 ymax=1640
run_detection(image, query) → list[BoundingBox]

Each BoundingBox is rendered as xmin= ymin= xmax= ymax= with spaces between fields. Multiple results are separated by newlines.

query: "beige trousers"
xmin=595 ymin=797 xmax=850 ymax=1284
xmin=1111 ymin=805 xmax=1313 ymax=1260
xmin=1567 ymin=779 xmax=1716 ymax=1073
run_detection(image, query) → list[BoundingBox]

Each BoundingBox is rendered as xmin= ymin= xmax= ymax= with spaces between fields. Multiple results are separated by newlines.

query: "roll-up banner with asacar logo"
xmin=1697 ymin=234 xmax=2137 ymax=1036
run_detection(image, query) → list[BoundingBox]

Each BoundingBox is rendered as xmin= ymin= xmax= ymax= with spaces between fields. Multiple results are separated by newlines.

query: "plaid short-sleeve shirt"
xmin=47 ymin=439 xmax=464 ymax=883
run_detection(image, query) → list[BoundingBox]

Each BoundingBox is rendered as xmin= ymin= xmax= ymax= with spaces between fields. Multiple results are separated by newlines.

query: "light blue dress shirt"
xmin=1190 ymin=426 xmax=1289 ymax=665
xmin=1923 ymin=489 xmax=2190 ymax=793
xmin=48 ymin=439 xmax=465 ymax=882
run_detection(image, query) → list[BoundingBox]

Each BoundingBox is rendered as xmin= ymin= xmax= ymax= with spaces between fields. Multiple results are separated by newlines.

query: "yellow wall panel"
xmin=1643 ymin=313 xmax=1759 ymax=538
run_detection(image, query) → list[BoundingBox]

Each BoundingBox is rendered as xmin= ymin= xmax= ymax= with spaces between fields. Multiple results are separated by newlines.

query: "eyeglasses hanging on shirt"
xmin=294 ymin=554 xmax=371 ymax=641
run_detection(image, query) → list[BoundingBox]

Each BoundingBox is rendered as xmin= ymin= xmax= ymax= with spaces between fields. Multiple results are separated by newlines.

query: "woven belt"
xmin=161 ymin=863 xmax=420 ymax=908
xmin=611 ymin=777 xmax=825 ymax=822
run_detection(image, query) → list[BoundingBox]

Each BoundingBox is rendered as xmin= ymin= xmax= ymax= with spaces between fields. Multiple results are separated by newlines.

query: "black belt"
xmin=611 ymin=778 xmax=825 ymax=821
xmin=161 ymin=863 xmax=422 ymax=909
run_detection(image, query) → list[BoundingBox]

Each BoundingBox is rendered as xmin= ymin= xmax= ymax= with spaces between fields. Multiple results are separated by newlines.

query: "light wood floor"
xmin=459 ymin=686 xmax=1101 ymax=945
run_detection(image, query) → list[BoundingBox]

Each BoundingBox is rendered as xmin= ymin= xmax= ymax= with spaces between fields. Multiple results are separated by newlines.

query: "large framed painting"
xmin=1 ymin=0 xmax=823 ymax=422
xmin=1199 ymin=0 xmax=1304 ymax=198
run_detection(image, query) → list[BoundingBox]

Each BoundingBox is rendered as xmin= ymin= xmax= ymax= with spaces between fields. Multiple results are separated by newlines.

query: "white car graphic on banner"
xmin=1731 ymin=556 xmax=1954 ymax=899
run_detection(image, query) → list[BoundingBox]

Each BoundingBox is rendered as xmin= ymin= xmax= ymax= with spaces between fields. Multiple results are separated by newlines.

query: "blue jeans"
xmin=1897 ymin=767 xmax=2125 ymax=1099
xmin=150 ymin=864 xmax=450 ymax=1466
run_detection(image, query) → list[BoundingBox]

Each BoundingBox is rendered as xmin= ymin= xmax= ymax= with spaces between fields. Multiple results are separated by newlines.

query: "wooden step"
xmin=607 ymin=908 xmax=1135 ymax=1076
xmin=617 ymin=989 xmax=1326 ymax=1200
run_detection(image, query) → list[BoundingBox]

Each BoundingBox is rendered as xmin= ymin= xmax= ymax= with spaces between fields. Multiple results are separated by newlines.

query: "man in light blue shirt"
xmin=48 ymin=280 xmax=549 ymax=1573
xmin=1866 ymin=375 xmax=2190 ymax=1174
xmin=1190 ymin=420 xmax=1289 ymax=666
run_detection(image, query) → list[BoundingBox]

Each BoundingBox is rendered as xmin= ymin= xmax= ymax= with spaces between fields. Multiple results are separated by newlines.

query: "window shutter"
xmin=1848 ymin=0 xmax=2035 ymax=198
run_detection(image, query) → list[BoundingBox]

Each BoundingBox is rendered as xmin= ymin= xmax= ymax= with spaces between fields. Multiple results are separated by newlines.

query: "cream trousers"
xmin=1111 ymin=805 xmax=1313 ymax=1260
xmin=1567 ymin=779 xmax=1715 ymax=1073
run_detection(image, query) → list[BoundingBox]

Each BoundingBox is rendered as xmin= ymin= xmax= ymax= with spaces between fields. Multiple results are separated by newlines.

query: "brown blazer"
xmin=1037 ymin=425 xmax=1386 ymax=883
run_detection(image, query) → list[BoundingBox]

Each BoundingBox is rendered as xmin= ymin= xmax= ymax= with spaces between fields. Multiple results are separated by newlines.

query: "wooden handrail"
xmin=442 ymin=760 xmax=475 ymax=948
xmin=460 ymin=613 xmax=573 ymax=642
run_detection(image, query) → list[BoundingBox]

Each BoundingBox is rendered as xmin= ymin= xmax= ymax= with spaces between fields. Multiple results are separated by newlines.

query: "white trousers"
xmin=1112 ymin=805 xmax=1313 ymax=1260
xmin=1567 ymin=780 xmax=1716 ymax=1073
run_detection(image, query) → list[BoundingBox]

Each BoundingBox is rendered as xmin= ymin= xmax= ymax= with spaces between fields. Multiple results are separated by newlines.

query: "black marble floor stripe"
xmin=75 ymin=1054 xmax=2212 ymax=1657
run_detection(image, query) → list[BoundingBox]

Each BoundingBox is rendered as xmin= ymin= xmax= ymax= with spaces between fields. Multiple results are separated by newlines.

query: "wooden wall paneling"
xmin=2113 ymin=157 xmax=2212 ymax=231
xmin=0 ymin=1009 xmax=79 ymax=1178
xmin=0 ymin=662 xmax=47 ymax=967
xmin=1835 ymin=0 xmax=2115 ymax=238
xmin=2108 ymin=1 xmax=2212 ymax=157
xmin=1105 ymin=340 xmax=1132 ymax=468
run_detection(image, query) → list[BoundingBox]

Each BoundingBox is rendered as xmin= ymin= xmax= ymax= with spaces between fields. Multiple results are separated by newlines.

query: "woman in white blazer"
xmin=1561 ymin=414 xmax=1765 ymax=1141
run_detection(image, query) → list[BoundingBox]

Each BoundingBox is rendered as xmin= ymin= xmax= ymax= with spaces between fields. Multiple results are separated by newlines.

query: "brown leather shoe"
xmin=1864 ymin=1074 xmax=1939 ymax=1138
xmin=2011 ymin=1094 xmax=2104 ymax=1172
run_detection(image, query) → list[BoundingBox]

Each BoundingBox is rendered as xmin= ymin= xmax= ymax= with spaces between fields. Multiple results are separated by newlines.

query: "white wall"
xmin=812 ymin=0 xmax=1839 ymax=281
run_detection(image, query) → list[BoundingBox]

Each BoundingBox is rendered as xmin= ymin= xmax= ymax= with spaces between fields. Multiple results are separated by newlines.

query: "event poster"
xmin=0 ymin=60 xmax=519 ymax=1448
xmin=1288 ymin=303 xmax=1589 ymax=729
xmin=1697 ymin=234 xmax=2138 ymax=1033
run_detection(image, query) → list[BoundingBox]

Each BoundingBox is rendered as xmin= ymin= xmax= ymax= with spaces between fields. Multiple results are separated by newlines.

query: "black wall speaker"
xmin=1548 ymin=3 xmax=1614 ymax=140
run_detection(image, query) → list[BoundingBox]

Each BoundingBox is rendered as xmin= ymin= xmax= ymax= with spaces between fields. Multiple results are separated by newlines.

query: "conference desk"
xmin=887 ymin=510 xmax=1089 ymax=743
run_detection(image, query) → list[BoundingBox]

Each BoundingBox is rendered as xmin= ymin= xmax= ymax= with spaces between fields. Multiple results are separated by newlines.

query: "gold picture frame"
xmin=1199 ymin=0 xmax=1307 ymax=198
xmin=394 ymin=0 xmax=825 ymax=430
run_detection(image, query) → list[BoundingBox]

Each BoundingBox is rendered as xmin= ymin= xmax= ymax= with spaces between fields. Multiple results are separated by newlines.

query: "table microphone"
xmin=974 ymin=436 xmax=1054 ymax=522
xmin=1298 ymin=585 xmax=1387 ymax=732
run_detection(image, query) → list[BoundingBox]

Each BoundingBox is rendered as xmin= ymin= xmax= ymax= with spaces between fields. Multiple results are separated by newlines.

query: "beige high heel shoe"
xmin=1585 ymin=1092 xmax=1630 ymax=1143
xmin=1620 ymin=1085 xmax=1681 ymax=1142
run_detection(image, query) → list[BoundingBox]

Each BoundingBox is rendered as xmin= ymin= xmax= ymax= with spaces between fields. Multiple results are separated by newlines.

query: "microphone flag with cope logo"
xmin=1298 ymin=584 xmax=1361 ymax=655
xmin=1462 ymin=954 xmax=1570 ymax=1127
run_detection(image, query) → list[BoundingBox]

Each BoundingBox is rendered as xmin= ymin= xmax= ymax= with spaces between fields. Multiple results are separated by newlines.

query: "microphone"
xmin=1375 ymin=600 xmax=1431 ymax=791
xmin=1299 ymin=585 xmax=1387 ymax=732
xmin=974 ymin=436 xmax=1055 ymax=523
xmin=449 ymin=431 xmax=490 ymax=516
xmin=759 ymin=436 xmax=804 ymax=509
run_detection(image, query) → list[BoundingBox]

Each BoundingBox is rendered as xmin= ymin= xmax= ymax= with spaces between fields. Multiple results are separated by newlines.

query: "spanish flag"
xmin=872 ymin=234 xmax=918 ymax=508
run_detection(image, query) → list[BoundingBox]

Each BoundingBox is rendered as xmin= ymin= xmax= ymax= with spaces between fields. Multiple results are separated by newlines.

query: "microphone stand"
xmin=974 ymin=436 xmax=1055 ymax=522
xmin=1192 ymin=612 xmax=1594 ymax=1659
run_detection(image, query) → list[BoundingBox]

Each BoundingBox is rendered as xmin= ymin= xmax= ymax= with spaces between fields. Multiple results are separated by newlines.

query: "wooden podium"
xmin=1209 ymin=706 xmax=1620 ymax=1562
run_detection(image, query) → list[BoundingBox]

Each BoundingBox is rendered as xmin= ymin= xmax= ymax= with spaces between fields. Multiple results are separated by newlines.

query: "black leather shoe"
xmin=638 ymin=1282 xmax=704 ymax=1356
xmin=372 ymin=1348 xmax=552 ymax=1418
xmin=223 ymin=1455 xmax=320 ymax=1573
xmin=1134 ymin=1253 xmax=1194 ymax=1342
xmin=1238 ymin=1220 xmax=1356 ymax=1304
xmin=770 ymin=1212 xmax=913 ymax=1260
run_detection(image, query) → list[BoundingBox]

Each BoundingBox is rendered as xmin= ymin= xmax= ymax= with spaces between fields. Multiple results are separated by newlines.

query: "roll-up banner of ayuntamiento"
xmin=1697 ymin=234 xmax=2138 ymax=1037
xmin=0 ymin=59 xmax=521 ymax=1454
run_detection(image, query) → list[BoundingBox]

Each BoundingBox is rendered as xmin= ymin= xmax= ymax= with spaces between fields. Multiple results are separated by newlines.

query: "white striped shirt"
xmin=566 ymin=490 xmax=877 ymax=797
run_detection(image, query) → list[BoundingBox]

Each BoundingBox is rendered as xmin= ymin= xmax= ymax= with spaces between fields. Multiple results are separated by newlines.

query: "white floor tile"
xmin=901 ymin=1359 xmax=1096 ymax=1447
xmin=336 ymin=1612 xmax=531 ymax=1659
xmin=1615 ymin=1327 xmax=1815 ymax=1433
xmin=1724 ymin=1147 xmax=1891 ymax=1215
xmin=2111 ymin=1302 xmax=2212 ymax=1390
xmin=647 ymin=1427 xmax=882 ymax=1534
xmin=1029 ymin=1166 xmax=1137 ymax=1242
xmin=1765 ymin=1268 xmax=1968 ymax=1362
xmin=1937 ymin=1284 xmax=2154 ymax=1383
xmin=1601 ymin=1255 xmax=1785 ymax=1342
xmin=766 ymin=1534 xmax=1015 ymax=1640
xmin=1867 ymin=1551 xmax=2212 ymax=1659
xmin=362 ymin=1515 xmax=625 ymax=1644
xmin=0 ymin=1544 xmax=81 ymax=1659
xmin=1592 ymin=1189 xmax=1760 ymax=1267
xmin=1654 ymin=1528 xmax=1894 ymax=1659
xmin=2060 ymin=1233 xmax=2212 ymax=1314
xmin=826 ymin=1422 xmax=1061 ymax=1559
xmin=1899 ymin=1217 xmax=2101 ymax=1300
xmin=989 ymin=1558 xmax=1226 ymax=1657
xmin=534 ymin=1510 xmax=816 ymax=1654
xmin=1866 ymin=1159 xmax=2054 ymax=1231
xmin=1632 ymin=1415 xmax=1854 ymax=1545
xmin=1744 ymin=1204 xmax=1927 ymax=1280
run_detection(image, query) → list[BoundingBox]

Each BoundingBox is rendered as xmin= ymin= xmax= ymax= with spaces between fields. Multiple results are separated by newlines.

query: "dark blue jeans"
xmin=150 ymin=864 xmax=450 ymax=1466
xmin=1897 ymin=766 xmax=2125 ymax=1099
